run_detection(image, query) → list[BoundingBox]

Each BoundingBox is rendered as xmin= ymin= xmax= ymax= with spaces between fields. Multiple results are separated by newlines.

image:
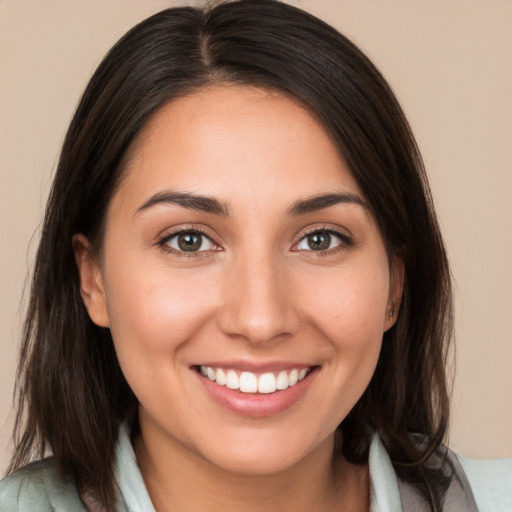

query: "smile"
xmin=199 ymin=366 xmax=311 ymax=394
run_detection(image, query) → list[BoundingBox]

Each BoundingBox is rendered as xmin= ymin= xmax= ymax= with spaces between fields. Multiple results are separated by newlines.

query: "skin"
xmin=75 ymin=85 xmax=402 ymax=511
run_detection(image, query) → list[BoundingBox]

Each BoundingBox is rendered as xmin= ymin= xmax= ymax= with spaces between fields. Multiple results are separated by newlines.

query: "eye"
xmin=295 ymin=229 xmax=347 ymax=252
xmin=161 ymin=230 xmax=216 ymax=253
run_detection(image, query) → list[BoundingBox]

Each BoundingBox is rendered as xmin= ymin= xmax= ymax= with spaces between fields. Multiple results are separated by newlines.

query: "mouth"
xmin=197 ymin=365 xmax=312 ymax=394
xmin=193 ymin=363 xmax=318 ymax=417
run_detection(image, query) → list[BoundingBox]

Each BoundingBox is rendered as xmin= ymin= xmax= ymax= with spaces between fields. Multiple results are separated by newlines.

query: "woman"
xmin=1 ymin=1 xmax=510 ymax=511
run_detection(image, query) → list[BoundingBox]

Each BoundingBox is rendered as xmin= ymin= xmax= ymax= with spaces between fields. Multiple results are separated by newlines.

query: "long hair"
xmin=9 ymin=1 xmax=453 ymax=509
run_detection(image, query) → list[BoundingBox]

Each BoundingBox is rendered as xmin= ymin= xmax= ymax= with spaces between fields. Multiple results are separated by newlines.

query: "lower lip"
xmin=195 ymin=369 xmax=318 ymax=418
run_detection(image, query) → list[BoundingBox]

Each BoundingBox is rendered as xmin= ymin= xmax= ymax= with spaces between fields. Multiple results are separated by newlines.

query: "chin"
xmin=195 ymin=426 xmax=332 ymax=476
xmin=206 ymin=448 xmax=307 ymax=476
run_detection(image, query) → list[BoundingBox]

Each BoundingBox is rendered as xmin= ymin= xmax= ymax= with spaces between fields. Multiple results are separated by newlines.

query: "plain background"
xmin=1 ymin=0 xmax=511 ymax=473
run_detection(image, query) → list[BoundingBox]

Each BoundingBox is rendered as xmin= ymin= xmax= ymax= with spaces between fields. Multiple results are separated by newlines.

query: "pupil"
xmin=308 ymin=232 xmax=330 ymax=250
xmin=178 ymin=232 xmax=202 ymax=251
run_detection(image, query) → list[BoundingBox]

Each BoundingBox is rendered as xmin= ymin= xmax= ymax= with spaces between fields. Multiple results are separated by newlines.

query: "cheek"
xmin=302 ymin=263 xmax=390 ymax=347
xmin=105 ymin=259 xmax=214 ymax=346
xmin=298 ymin=261 xmax=389 ymax=409
xmin=101 ymin=259 xmax=224 ymax=428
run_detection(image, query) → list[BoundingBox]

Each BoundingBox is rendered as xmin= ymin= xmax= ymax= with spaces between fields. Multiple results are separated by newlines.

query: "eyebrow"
xmin=136 ymin=191 xmax=230 ymax=216
xmin=135 ymin=190 xmax=366 ymax=217
xmin=287 ymin=192 xmax=367 ymax=215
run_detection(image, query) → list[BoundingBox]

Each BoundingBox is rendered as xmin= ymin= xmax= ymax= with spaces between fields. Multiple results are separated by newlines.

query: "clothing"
xmin=1 ymin=426 xmax=511 ymax=511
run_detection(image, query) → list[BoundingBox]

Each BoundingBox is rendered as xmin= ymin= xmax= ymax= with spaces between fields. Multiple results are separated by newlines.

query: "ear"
xmin=384 ymin=256 xmax=404 ymax=331
xmin=73 ymin=234 xmax=110 ymax=327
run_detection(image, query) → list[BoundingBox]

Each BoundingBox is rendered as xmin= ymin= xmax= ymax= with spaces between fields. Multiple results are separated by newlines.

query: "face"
xmin=76 ymin=85 xmax=401 ymax=475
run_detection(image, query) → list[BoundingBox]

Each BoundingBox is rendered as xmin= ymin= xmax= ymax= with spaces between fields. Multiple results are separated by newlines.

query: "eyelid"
xmin=156 ymin=225 xmax=222 ymax=256
xmin=292 ymin=224 xmax=354 ymax=253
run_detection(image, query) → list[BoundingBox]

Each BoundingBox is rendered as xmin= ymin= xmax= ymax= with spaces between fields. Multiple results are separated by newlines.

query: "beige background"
xmin=1 ymin=0 xmax=511 ymax=473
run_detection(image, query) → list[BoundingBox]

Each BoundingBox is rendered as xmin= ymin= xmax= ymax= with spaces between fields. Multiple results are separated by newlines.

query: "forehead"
xmin=115 ymin=85 xmax=361 ymax=212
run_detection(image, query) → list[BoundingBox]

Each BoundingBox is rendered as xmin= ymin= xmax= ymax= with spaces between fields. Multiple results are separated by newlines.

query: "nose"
xmin=217 ymin=253 xmax=299 ymax=345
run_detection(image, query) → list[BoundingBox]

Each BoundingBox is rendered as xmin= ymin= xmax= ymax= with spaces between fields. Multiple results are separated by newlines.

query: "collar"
xmin=368 ymin=433 xmax=403 ymax=511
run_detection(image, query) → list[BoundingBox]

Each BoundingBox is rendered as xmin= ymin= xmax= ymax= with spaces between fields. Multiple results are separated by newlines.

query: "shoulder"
xmin=457 ymin=454 xmax=512 ymax=512
xmin=0 ymin=458 xmax=86 ymax=511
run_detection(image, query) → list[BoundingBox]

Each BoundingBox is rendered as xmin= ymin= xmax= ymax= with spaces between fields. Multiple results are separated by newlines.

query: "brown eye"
xmin=163 ymin=231 xmax=215 ymax=253
xmin=306 ymin=232 xmax=331 ymax=251
xmin=295 ymin=229 xmax=346 ymax=252
xmin=177 ymin=232 xmax=202 ymax=251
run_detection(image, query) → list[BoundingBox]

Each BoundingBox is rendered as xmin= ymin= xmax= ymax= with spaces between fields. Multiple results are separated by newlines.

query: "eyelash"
xmin=156 ymin=225 xmax=353 ymax=257
xmin=157 ymin=226 xmax=219 ymax=258
xmin=293 ymin=226 xmax=353 ymax=256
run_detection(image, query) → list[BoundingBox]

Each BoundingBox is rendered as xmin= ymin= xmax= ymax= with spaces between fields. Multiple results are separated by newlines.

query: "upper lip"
xmin=195 ymin=360 xmax=315 ymax=373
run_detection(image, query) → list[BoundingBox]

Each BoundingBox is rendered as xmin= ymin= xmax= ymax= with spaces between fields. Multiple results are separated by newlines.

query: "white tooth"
xmin=276 ymin=370 xmax=289 ymax=390
xmin=258 ymin=373 xmax=277 ymax=394
xmin=239 ymin=372 xmax=258 ymax=393
xmin=288 ymin=369 xmax=299 ymax=386
xmin=298 ymin=368 xmax=307 ymax=381
xmin=207 ymin=367 xmax=216 ymax=381
xmin=215 ymin=368 xmax=226 ymax=386
xmin=200 ymin=365 xmax=208 ymax=376
xmin=225 ymin=370 xmax=239 ymax=390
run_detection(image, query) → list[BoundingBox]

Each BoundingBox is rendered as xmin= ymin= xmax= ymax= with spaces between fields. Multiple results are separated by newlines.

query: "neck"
xmin=134 ymin=421 xmax=369 ymax=512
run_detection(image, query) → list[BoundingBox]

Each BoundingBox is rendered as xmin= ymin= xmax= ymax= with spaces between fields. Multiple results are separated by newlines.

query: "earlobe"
xmin=385 ymin=256 xmax=405 ymax=331
xmin=72 ymin=234 xmax=110 ymax=327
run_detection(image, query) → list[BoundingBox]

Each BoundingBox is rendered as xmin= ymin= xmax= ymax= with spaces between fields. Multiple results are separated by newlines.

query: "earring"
xmin=389 ymin=308 xmax=394 ymax=318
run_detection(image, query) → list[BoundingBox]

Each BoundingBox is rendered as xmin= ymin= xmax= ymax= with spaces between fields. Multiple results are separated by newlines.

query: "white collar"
xmin=368 ymin=433 xmax=403 ymax=511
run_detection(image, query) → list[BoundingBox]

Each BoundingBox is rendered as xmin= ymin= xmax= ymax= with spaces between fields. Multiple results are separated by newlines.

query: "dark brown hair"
xmin=9 ymin=1 xmax=453 ymax=509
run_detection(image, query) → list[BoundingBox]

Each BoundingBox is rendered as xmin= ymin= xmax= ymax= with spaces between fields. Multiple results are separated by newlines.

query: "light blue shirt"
xmin=1 ymin=425 xmax=511 ymax=511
